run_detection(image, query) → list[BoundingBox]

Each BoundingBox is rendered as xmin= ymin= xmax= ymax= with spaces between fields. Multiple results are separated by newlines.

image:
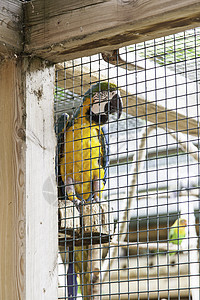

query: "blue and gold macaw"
xmin=58 ymin=82 xmax=122 ymax=299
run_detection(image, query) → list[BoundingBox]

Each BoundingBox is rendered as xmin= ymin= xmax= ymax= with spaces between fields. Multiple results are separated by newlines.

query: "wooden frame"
xmin=2 ymin=1 xmax=200 ymax=62
xmin=0 ymin=59 xmax=25 ymax=299
xmin=25 ymin=58 xmax=57 ymax=299
xmin=0 ymin=0 xmax=200 ymax=299
xmin=0 ymin=0 xmax=23 ymax=59
xmin=24 ymin=0 xmax=200 ymax=62
xmin=0 ymin=58 xmax=57 ymax=299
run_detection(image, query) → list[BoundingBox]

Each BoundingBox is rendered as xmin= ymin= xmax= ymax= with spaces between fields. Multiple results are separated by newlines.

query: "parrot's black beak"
xmin=105 ymin=94 xmax=123 ymax=119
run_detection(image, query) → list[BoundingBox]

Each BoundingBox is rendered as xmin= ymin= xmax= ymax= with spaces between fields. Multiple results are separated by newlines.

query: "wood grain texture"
xmin=24 ymin=0 xmax=200 ymax=62
xmin=0 ymin=59 xmax=25 ymax=299
xmin=0 ymin=58 xmax=57 ymax=299
xmin=0 ymin=0 xmax=23 ymax=59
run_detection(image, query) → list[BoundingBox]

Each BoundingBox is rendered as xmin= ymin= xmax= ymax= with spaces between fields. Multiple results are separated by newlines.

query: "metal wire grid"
xmin=55 ymin=27 xmax=200 ymax=299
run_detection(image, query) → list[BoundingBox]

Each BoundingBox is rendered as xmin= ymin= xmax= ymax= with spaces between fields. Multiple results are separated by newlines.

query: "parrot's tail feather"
xmin=67 ymin=263 xmax=78 ymax=300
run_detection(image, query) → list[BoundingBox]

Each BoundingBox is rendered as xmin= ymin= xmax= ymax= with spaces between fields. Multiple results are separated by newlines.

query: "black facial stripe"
xmin=86 ymin=109 xmax=108 ymax=125
xmin=92 ymin=113 xmax=108 ymax=125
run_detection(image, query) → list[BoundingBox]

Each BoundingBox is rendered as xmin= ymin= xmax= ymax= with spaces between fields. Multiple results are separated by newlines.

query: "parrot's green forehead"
xmin=83 ymin=82 xmax=117 ymax=100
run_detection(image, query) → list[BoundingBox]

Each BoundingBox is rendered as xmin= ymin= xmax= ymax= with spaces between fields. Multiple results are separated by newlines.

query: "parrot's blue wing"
xmin=57 ymin=113 xmax=69 ymax=134
xmin=57 ymin=113 xmax=79 ymax=300
xmin=101 ymin=125 xmax=109 ymax=186
xmin=57 ymin=113 xmax=70 ymax=155
xmin=57 ymin=113 xmax=70 ymax=197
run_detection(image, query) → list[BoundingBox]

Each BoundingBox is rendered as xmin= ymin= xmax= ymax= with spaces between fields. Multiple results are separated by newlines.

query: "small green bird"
xmin=169 ymin=218 xmax=187 ymax=255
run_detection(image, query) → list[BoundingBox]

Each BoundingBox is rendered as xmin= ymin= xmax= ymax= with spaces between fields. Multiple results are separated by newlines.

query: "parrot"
xmin=57 ymin=81 xmax=123 ymax=299
xmin=169 ymin=218 xmax=187 ymax=255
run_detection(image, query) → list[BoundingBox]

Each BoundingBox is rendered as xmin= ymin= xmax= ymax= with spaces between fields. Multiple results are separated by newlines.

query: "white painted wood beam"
xmin=0 ymin=58 xmax=58 ymax=300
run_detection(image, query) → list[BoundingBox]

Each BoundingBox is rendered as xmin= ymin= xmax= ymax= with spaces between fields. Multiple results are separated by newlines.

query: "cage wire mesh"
xmin=55 ymin=27 xmax=200 ymax=300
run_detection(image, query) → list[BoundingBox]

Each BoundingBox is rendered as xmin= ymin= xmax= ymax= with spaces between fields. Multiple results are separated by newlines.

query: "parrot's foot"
xmin=67 ymin=192 xmax=82 ymax=212
xmin=92 ymin=196 xmax=100 ymax=204
xmin=73 ymin=197 xmax=82 ymax=212
xmin=65 ymin=177 xmax=82 ymax=211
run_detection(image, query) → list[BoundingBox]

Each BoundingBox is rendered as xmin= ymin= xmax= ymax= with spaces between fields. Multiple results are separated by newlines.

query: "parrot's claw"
xmin=73 ymin=198 xmax=81 ymax=207
xmin=93 ymin=196 xmax=103 ymax=219
xmin=92 ymin=196 xmax=100 ymax=204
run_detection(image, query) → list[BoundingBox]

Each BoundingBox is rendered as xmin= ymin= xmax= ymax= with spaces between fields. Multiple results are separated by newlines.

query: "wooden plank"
xmin=24 ymin=0 xmax=200 ymax=62
xmin=0 ymin=0 xmax=23 ymax=58
xmin=25 ymin=58 xmax=58 ymax=299
xmin=55 ymin=62 xmax=199 ymax=137
xmin=0 ymin=59 xmax=25 ymax=300
xmin=104 ymin=254 xmax=190 ymax=280
xmin=102 ymin=255 xmax=191 ymax=298
xmin=0 ymin=58 xmax=57 ymax=299
xmin=102 ymin=274 xmax=190 ymax=299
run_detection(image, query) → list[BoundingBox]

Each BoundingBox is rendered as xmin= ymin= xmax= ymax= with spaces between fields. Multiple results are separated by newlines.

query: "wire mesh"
xmin=55 ymin=28 xmax=200 ymax=300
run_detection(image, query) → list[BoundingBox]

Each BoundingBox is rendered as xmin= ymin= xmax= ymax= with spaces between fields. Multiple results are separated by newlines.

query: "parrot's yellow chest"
xmin=60 ymin=120 xmax=105 ymax=201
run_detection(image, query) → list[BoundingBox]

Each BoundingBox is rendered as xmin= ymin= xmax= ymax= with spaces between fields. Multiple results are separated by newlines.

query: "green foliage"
xmin=128 ymin=28 xmax=200 ymax=66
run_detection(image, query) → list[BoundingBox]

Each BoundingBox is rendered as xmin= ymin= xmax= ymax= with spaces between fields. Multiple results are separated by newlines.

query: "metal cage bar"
xmin=55 ymin=27 xmax=200 ymax=300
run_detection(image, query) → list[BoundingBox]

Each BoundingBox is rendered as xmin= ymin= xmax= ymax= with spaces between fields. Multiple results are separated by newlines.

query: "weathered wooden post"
xmin=0 ymin=2 xmax=57 ymax=299
xmin=0 ymin=57 xmax=58 ymax=300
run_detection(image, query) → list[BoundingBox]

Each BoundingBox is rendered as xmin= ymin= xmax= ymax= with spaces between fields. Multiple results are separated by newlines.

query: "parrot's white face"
xmin=90 ymin=90 xmax=122 ymax=124
xmin=91 ymin=90 xmax=119 ymax=114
